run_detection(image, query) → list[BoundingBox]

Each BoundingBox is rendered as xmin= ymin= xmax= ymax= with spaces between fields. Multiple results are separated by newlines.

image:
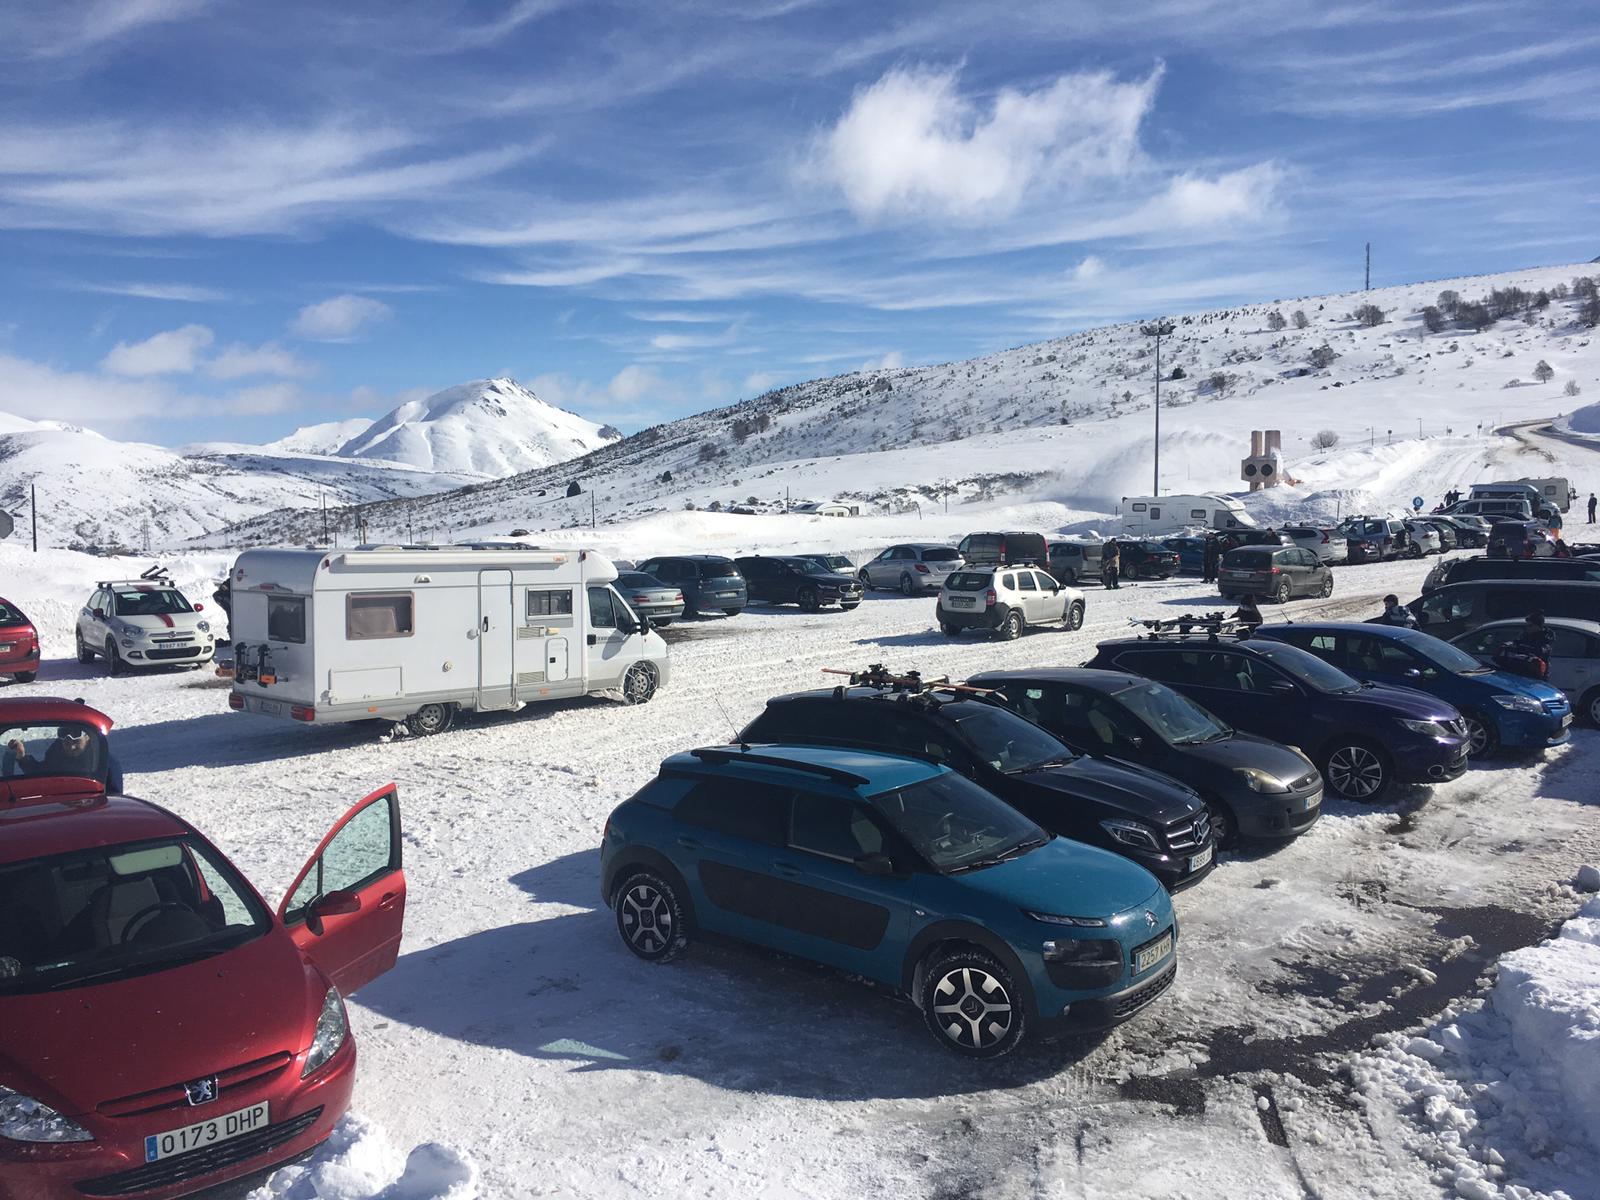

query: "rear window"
xmin=0 ymin=601 xmax=26 ymax=627
xmin=267 ymin=595 xmax=306 ymax=644
xmin=945 ymin=572 xmax=992 ymax=590
xmin=923 ymin=548 xmax=961 ymax=561
xmin=1226 ymin=548 xmax=1274 ymax=566
xmin=696 ymin=558 xmax=739 ymax=577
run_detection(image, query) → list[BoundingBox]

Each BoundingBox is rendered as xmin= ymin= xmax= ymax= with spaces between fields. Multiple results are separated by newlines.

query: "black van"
xmin=1406 ymin=579 xmax=1600 ymax=639
xmin=1427 ymin=556 xmax=1600 ymax=593
xmin=957 ymin=531 xmax=1050 ymax=567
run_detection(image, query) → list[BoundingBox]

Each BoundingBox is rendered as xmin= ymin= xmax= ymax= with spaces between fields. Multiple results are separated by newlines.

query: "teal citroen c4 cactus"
xmin=600 ymin=743 xmax=1179 ymax=1057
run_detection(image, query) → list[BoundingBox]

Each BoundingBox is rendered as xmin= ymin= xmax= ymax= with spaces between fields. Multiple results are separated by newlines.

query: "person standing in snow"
xmin=1378 ymin=594 xmax=1417 ymax=627
xmin=1232 ymin=595 xmax=1263 ymax=630
xmin=1100 ymin=539 xmax=1121 ymax=589
xmin=1202 ymin=535 xmax=1221 ymax=583
xmin=1588 ymin=493 xmax=1596 ymax=524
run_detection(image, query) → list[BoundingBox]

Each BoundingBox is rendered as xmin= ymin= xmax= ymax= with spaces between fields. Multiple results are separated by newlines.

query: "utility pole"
xmin=1365 ymin=242 xmax=1371 ymax=291
xmin=320 ymin=489 xmax=328 ymax=544
xmin=590 ymin=491 xmax=596 ymax=528
xmin=31 ymin=484 xmax=38 ymax=552
xmin=1140 ymin=320 xmax=1176 ymax=494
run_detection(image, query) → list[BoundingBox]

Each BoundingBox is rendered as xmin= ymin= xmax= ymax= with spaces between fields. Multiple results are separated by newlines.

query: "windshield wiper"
xmin=948 ymin=837 xmax=1048 ymax=873
xmin=1007 ymin=756 xmax=1075 ymax=774
xmin=43 ymin=942 xmax=230 ymax=991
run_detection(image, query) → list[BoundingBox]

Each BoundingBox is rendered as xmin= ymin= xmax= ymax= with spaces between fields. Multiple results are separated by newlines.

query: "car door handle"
xmin=377 ymin=891 xmax=399 ymax=911
xmin=771 ymin=860 xmax=802 ymax=878
xmin=481 ymin=616 xmax=490 ymax=633
xmin=677 ymin=836 xmax=703 ymax=850
xmin=587 ymin=634 xmax=598 ymax=646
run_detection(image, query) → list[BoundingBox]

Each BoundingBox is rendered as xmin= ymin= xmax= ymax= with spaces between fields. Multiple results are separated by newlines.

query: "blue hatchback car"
xmin=601 ymin=743 xmax=1179 ymax=1058
xmin=1251 ymin=623 xmax=1572 ymax=758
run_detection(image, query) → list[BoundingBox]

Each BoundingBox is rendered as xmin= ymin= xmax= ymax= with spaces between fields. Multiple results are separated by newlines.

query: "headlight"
xmin=1040 ymin=938 xmax=1121 ymax=964
xmin=1024 ymin=910 xmax=1108 ymax=928
xmin=1490 ymin=694 xmax=1542 ymax=713
xmin=1232 ymin=766 xmax=1291 ymax=794
xmin=0 ymin=1086 xmax=93 ymax=1143
xmin=1399 ymin=718 xmax=1452 ymax=737
xmin=1099 ymin=818 xmax=1162 ymax=851
xmin=301 ymin=987 xmax=348 ymax=1078
xmin=197 ymin=620 xmax=211 ymax=634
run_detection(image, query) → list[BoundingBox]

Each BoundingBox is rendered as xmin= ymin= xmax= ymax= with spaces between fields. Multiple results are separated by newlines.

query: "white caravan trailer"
xmin=1119 ymin=494 xmax=1257 ymax=537
xmin=1475 ymin=478 xmax=1576 ymax=513
xmin=226 ymin=544 xmax=670 ymax=734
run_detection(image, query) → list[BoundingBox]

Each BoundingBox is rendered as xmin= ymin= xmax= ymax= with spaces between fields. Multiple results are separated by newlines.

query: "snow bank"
xmin=1356 ymin=891 xmax=1600 ymax=1199
xmin=247 ymin=1115 xmax=478 ymax=1200
xmin=1555 ymin=401 xmax=1600 ymax=438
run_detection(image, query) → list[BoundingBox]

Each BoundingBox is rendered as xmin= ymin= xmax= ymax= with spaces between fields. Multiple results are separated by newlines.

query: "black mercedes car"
xmin=968 ymin=668 xmax=1322 ymax=847
xmin=735 ymin=555 xmax=862 ymax=612
xmin=738 ymin=681 xmax=1216 ymax=889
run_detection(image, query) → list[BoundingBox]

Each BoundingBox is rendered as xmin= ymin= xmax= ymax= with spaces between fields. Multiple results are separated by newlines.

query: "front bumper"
xmin=1495 ymin=707 xmax=1573 ymax=750
xmin=1117 ymin=842 xmax=1215 ymax=892
xmin=1034 ymin=948 xmax=1180 ymax=1035
xmin=0 ymin=1040 xmax=355 ymax=1200
xmin=1393 ymin=738 xmax=1470 ymax=784
xmin=1231 ymin=784 xmax=1323 ymax=839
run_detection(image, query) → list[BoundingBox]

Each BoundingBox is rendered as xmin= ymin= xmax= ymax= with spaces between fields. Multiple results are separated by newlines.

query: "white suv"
xmin=938 ymin=566 xmax=1085 ymax=640
xmin=76 ymin=578 xmax=216 ymax=674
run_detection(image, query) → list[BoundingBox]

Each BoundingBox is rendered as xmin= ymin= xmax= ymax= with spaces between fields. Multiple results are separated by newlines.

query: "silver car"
xmin=614 ymin=571 xmax=686 ymax=626
xmin=858 ymin=543 xmax=963 ymax=594
xmin=1282 ymin=525 xmax=1349 ymax=564
xmin=1450 ymin=618 xmax=1600 ymax=726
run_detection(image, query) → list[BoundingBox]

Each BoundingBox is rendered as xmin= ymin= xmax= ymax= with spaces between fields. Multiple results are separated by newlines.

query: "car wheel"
xmin=1064 ymin=601 xmax=1085 ymax=631
xmin=940 ymin=619 xmax=960 ymax=637
xmin=722 ymin=607 xmax=743 ymax=617
xmin=14 ymin=671 xmax=37 ymax=684
xmin=798 ymin=588 xmax=820 ymax=611
xmin=840 ymin=602 xmax=860 ymax=612
xmin=652 ymin=617 xmax=673 ymax=627
xmin=1461 ymin=709 xmax=1499 ymax=758
xmin=1207 ymin=800 xmax=1238 ymax=849
xmin=1319 ymin=575 xmax=1334 ymax=598
xmin=999 ymin=610 xmax=1023 ymax=640
xmin=858 ymin=569 xmax=873 ymax=590
xmin=406 ymin=702 xmax=456 ymax=737
xmin=1577 ymin=687 xmax=1600 ymax=729
xmin=76 ymin=630 xmax=95 ymax=663
xmin=1274 ymin=581 xmax=1292 ymax=604
xmin=621 ymin=662 xmax=659 ymax=705
xmin=105 ymin=640 xmax=124 ymax=676
xmin=615 ymin=870 xmax=689 ymax=962
xmin=919 ymin=948 xmax=1027 ymax=1058
xmin=1322 ymin=740 xmax=1390 ymax=802
xmin=900 ymin=573 xmax=917 ymax=596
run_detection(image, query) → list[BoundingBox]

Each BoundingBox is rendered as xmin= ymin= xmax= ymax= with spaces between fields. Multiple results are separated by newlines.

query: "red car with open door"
xmin=0 ymin=600 xmax=40 ymax=685
xmin=0 ymin=698 xmax=406 ymax=1199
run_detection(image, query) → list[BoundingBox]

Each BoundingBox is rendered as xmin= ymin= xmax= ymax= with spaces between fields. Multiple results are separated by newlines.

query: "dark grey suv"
xmin=1217 ymin=546 xmax=1333 ymax=603
xmin=636 ymin=555 xmax=747 ymax=617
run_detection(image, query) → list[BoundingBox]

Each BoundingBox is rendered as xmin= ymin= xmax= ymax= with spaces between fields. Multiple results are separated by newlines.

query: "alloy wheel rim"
xmin=620 ymin=882 xmax=673 ymax=954
xmin=1464 ymin=716 xmax=1489 ymax=756
xmin=1328 ymin=745 xmax=1382 ymax=798
xmin=932 ymin=966 xmax=1013 ymax=1050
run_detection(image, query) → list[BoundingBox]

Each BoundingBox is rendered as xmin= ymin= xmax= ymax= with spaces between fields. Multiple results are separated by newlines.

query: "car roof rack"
xmin=687 ymin=746 xmax=869 ymax=786
xmin=96 ymin=564 xmax=175 ymax=589
xmin=820 ymin=664 xmax=1003 ymax=702
xmin=1130 ymin=612 xmax=1255 ymax=642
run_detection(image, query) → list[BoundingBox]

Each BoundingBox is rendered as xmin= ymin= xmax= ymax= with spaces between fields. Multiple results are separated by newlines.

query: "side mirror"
xmin=1402 ymin=667 xmax=1423 ymax=680
xmin=1267 ymin=680 xmax=1297 ymax=695
xmin=302 ymin=889 xmax=361 ymax=936
xmin=854 ymin=853 xmax=896 ymax=877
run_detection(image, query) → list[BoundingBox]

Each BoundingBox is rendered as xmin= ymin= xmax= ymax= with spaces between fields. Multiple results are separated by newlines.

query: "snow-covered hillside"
xmin=213 ymin=262 xmax=1600 ymax=548
xmin=336 ymin=378 xmax=622 ymax=477
xmin=264 ymin=418 xmax=376 ymax=457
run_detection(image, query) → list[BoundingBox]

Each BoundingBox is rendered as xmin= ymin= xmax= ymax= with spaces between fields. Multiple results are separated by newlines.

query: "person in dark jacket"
xmin=1513 ymin=610 xmax=1555 ymax=660
xmin=3 ymin=723 xmax=120 ymax=792
xmin=1202 ymin=535 xmax=1221 ymax=583
xmin=1588 ymin=493 xmax=1597 ymax=524
xmin=1100 ymin=539 xmax=1121 ymax=589
xmin=1232 ymin=595 xmax=1263 ymax=630
xmin=1379 ymin=594 xmax=1417 ymax=626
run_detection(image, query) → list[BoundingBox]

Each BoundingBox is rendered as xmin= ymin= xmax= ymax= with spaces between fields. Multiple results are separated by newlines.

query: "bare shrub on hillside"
xmin=1565 ymin=380 xmax=1582 ymax=397
xmin=1308 ymin=344 xmax=1339 ymax=369
xmin=1292 ymin=310 xmax=1309 ymax=329
xmin=1353 ymin=303 xmax=1385 ymax=327
xmin=1267 ymin=310 xmax=1287 ymax=331
xmin=1311 ymin=429 xmax=1339 ymax=450
xmin=1421 ymin=305 xmax=1445 ymax=333
xmin=1455 ymin=302 xmax=1494 ymax=332
xmin=1534 ymin=360 xmax=1554 ymax=383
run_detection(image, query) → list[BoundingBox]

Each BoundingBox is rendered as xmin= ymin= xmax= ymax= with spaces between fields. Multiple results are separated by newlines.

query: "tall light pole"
xmin=1140 ymin=320 xmax=1176 ymax=494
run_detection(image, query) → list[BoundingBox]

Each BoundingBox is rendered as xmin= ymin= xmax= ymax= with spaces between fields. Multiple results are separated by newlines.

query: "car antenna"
xmin=712 ymin=695 xmax=748 ymax=750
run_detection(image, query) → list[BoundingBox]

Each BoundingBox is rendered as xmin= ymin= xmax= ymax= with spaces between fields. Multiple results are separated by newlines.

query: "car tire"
xmin=615 ymin=870 xmax=690 ymax=962
xmin=940 ymin=619 xmax=960 ymax=637
xmin=105 ymin=640 xmax=124 ymax=677
xmin=652 ymin=617 xmax=673 ymax=628
xmin=406 ymin=702 xmax=456 ymax=737
xmin=1460 ymin=708 xmax=1499 ymax=758
xmin=858 ymin=569 xmax=873 ymax=590
xmin=1319 ymin=575 xmax=1334 ymax=598
xmin=999 ymin=609 xmax=1023 ymax=640
xmin=1207 ymin=800 xmax=1238 ymax=849
xmin=76 ymin=631 xmax=95 ymax=663
xmin=1321 ymin=739 xmax=1391 ymax=802
xmin=1274 ymin=581 xmax=1292 ymax=604
xmin=1064 ymin=601 xmax=1085 ymax=631
xmin=798 ymin=588 xmax=820 ymax=612
xmin=919 ymin=947 xmax=1027 ymax=1058
xmin=621 ymin=662 xmax=659 ymax=705
xmin=840 ymin=602 xmax=860 ymax=612
xmin=900 ymin=573 xmax=917 ymax=596
xmin=13 ymin=671 xmax=37 ymax=684
xmin=722 ymin=607 xmax=742 ymax=617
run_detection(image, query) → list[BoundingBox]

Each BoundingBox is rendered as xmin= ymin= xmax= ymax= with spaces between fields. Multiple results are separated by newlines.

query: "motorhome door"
xmin=478 ymin=569 xmax=515 ymax=710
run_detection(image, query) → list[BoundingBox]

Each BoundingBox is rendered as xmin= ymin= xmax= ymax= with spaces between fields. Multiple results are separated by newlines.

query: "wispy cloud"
xmin=290 ymin=295 xmax=393 ymax=341
xmin=2 ymin=0 xmax=207 ymax=61
xmin=101 ymin=324 xmax=214 ymax=375
xmin=72 ymin=280 xmax=230 ymax=302
xmin=206 ymin=342 xmax=312 ymax=380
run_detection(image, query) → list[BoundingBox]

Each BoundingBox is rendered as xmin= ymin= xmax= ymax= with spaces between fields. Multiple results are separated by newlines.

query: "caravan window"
xmin=1131 ymin=503 xmax=1147 ymax=513
xmin=1190 ymin=509 xmax=1207 ymax=519
xmin=1149 ymin=506 xmax=1161 ymax=520
xmin=527 ymin=589 xmax=574 ymax=619
xmin=346 ymin=592 xmax=413 ymax=640
xmin=267 ymin=595 xmax=306 ymax=644
xmin=587 ymin=586 xmax=617 ymax=629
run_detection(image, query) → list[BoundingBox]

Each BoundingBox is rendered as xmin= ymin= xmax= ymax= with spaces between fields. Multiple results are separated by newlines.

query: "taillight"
xmin=915 ymin=563 xmax=930 ymax=573
xmin=634 ymin=594 xmax=651 ymax=603
xmin=1269 ymin=567 xmax=1281 ymax=575
xmin=1320 ymin=532 xmax=1329 ymax=543
xmin=290 ymin=705 xmax=315 ymax=721
xmin=228 ymin=692 xmax=244 ymax=710
xmin=673 ymin=592 xmax=683 ymax=601
xmin=985 ymin=588 xmax=997 ymax=606
xmin=603 ymin=814 xmax=613 ymax=842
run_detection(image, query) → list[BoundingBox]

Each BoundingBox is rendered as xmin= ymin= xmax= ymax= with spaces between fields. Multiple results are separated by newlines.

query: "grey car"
xmin=636 ymin=555 xmax=748 ymax=617
xmin=615 ymin=571 xmax=685 ymax=626
xmin=858 ymin=543 xmax=963 ymax=594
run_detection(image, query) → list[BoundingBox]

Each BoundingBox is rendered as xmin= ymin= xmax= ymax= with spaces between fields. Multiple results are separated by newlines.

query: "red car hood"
xmin=0 ymin=928 xmax=323 ymax=1117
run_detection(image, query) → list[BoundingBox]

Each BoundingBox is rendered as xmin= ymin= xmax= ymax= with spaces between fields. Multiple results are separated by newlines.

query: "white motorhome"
xmin=226 ymin=543 xmax=670 ymax=734
xmin=1475 ymin=478 xmax=1575 ymax=513
xmin=1119 ymin=494 xmax=1258 ymax=537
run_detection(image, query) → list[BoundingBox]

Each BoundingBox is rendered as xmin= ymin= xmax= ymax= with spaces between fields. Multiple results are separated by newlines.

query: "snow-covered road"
xmin=4 ymin=548 xmax=1597 ymax=1199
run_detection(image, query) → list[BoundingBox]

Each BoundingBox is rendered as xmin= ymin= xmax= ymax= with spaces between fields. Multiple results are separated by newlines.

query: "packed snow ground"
xmin=3 ymin=520 xmax=1599 ymax=1199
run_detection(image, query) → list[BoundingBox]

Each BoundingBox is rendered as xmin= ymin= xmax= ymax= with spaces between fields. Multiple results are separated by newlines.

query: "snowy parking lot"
xmin=4 ymin=548 xmax=1598 ymax=1200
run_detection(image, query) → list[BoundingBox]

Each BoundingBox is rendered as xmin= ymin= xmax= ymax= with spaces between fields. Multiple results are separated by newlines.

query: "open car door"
xmin=279 ymin=783 xmax=406 ymax=995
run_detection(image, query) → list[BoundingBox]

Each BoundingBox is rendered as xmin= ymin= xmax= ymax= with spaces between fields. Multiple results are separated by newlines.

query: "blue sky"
xmin=1 ymin=0 xmax=1596 ymax=446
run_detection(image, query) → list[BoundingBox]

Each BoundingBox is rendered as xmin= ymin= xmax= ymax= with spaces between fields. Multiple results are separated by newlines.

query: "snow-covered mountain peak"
xmin=335 ymin=377 xmax=621 ymax=477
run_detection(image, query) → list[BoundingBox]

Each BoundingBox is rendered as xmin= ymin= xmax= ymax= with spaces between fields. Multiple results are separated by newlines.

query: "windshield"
xmin=112 ymin=588 xmax=192 ymax=616
xmin=777 ymin=556 xmax=821 ymax=572
xmin=0 ymin=601 xmax=27 ymax=628
xmin=1408 ymin=634 xmax=1494 ymax=674
xmin=945 ymin=571 xmax=991 ymax=591
xmin=1117 ymin=681 xmax=1230 ymax=745
xmin=874 ymin=773 xmax=1046 ymax=873
xmin=2 ymin=721 xmax=110 ymax=785
xmin=809 ymin=555 xmax=853 ymax=571
xmin=1251 ymin=642 xmax=1361 ymax=694
xmin=943 ymin=701 xmax=1075 ymax=772
xmin=0 ymin=835 xmax=270 ymax=994
xmin=1342 ymin=520 xmax=1385 ymax=537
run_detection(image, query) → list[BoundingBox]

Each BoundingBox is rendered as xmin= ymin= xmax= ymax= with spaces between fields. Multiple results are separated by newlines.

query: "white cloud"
xmin=223 ymin=382 xmax=303 ymax=415
xmin=530 ymin=365 xmax=705 ymax=427
xmin=649 ymin=323 xmax=740 ymax=351
xmin=816 ymin=64 xmax=1162 ymax=220
xmin=1072 ymin=256 xmax=1106 ymax=282
xmin=1140 ymin=164 xmax=1285 ymax=229
xmin=858 ymin=350 xmax=904 ymax=372
xmin=206 ymin=342 xmax=311 ymax=380
xmin=290 ymin=295 xmax=392 ymax=341
xmin=742 ymin=370 xmax=784 ymax=395
xmin=75 ymin=280 xmax=229 ymax=302
xmin=101 ymin=323 xmax=214 ymax=375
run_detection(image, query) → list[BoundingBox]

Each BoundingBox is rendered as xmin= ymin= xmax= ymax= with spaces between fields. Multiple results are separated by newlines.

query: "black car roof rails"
xmin=687 ymin=746 xmax=870 ymax=786
xmin=820 ymin=664 xmax=1005 ymax=702
xmin=1131 ymin=612 xmax=1254 ymax=642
